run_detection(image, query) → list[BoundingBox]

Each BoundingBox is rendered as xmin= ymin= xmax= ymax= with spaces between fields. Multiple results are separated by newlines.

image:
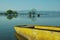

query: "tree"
xmin=6 ymin=10 xmax=13 ymax=14
xmin=6 ymin=10 xmax=18 ymax=19
xmin=29 ymin=9 xmax=36 ymax=17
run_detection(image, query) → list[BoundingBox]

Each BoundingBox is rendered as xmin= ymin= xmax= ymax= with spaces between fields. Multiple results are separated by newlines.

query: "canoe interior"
xmin=16 ymin=25 xmax=60 ymax=32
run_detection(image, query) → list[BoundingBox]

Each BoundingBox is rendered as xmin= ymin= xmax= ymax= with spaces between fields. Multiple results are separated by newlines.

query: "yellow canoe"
xmin=14 ymin=25 xmax=60 ymax=40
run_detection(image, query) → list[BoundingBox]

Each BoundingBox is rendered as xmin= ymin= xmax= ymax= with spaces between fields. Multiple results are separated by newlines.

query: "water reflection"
xmin=37 ymin=14 xmax=40 ymax=17
xmin=6 ymin=14 xmax=18 ymax=20
xmin=15 ymin=33 xmax=28 ymax=40
xmin=29 ymin=17 xmax=37 ymax=22
xmin=0 ymin=12 xmax=40 ymax=21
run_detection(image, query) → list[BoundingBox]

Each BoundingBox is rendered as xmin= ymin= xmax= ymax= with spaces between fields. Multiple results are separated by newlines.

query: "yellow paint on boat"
xmin=35 ymin=25 xmax=60 ymax=30
xmin=14 ymin=25 xmax=60 ymax=40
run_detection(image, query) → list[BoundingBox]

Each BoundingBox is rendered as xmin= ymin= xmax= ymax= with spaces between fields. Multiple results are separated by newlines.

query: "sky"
xmin=0 ymin=0 xmax=60 ymax=11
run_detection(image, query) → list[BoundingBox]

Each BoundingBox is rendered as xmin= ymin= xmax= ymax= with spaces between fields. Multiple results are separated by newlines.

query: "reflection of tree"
xmin=37 ymin=14 xmax=40 ymax=17
xmin=13 ymin=11 xmax=18 ymax=18
xmin=29 ymin=11 xmax=32 ymax=17
xmin=7 ymin=15 xmax=13 ymax=20
xmin=6 ymin=14 xmax=18 ymax=20
xmin=29 ymin=16 xmax=37 ymax=22
xmin=31 ymin=17 xmax=36 ymax=21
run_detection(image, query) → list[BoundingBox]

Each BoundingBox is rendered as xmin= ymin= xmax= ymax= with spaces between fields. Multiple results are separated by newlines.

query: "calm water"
xmin=0 ymin=13 xmax=60 ymax=40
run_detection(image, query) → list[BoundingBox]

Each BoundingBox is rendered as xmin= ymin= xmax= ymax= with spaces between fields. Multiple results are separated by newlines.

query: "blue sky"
xmin=0 ymin=0 xmax=60 ymax=11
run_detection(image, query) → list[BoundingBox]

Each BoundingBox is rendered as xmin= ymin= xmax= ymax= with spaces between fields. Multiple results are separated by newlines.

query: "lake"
xmin=0 ymin=13 xmax=60 ymax=40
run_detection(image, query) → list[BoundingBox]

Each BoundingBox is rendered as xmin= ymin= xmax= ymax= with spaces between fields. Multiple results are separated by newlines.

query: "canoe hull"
xmin=14 ymin=25 xmax=60 ymax=40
